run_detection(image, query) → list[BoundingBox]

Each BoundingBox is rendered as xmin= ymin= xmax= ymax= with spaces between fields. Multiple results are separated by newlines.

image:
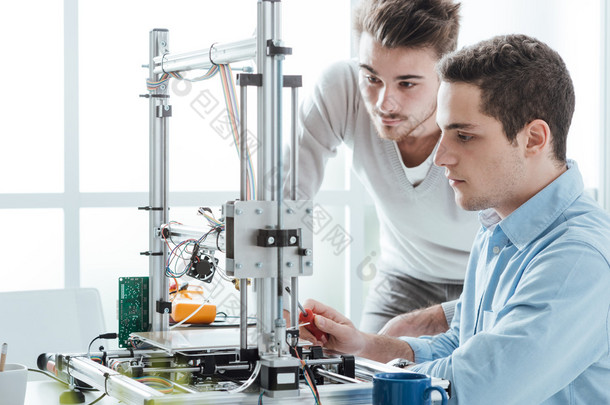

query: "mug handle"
xmin=424 ymin=385 xmax=448 ymax=405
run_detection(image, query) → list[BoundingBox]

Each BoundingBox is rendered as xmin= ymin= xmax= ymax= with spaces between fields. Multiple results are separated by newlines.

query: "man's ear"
xmin=523 ymin=119 xmax=551 ymax=156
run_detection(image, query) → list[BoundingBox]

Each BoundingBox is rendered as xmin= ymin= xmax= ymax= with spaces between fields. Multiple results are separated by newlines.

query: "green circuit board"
xmin=118 ymin=276 xmax=150 ymax=348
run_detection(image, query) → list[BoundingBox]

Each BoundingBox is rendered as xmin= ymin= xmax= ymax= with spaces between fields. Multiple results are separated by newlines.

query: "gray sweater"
xmin=297 ymin=60 xmax=480 ymax=283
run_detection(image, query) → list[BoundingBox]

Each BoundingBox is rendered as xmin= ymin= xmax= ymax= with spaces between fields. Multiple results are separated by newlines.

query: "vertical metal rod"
xmin=290 ymin=277 xmax=298 ymax=329
xmin=239 ymin=83 xmax=249 ymax=351
xmin=148 ymin=29 xmax=170 ymax=332
xmin=290 ymin=86 xmax=300 ymax=329
xmin=272 ymin=2 xmax=287 ymax=359
xmin=256 ymin=0 xmax=276 ymax=355
xmin=275 ymin=56 xmax=284 ymax=324
xmin=240 ymin=84 xmax=248 ymax=201
xmin=290 ymin=87 xmax=299 ymax=201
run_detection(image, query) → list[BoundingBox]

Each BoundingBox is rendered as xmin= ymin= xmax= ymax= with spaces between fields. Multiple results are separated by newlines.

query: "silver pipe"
xmin=273 ymin=2 xmax=286 ymax=348
xmin=290 ymin=277 xmax=298 ymax=329
xmin=315 ymin=369 xmax=363 ymax=385
xmin=68 ymin=357 xmax=162 ymax=404
xmin=149 ymin=29 xmax=170 ymax=333
xmin=290 ymin=85 xmax=300 ymax=329
xmin=239 ymin=82 xmax=249 ymax=201
xmin=256 ymin=0 xmax=277 ymax=356
xmin=303 ymin=358 xmax=344 ymax=366
xmin=236 ymin=70 xmax=249 ymax=353
xmin=143 ymin=367 xmax=201 ymax=373
xmin=290 ymin=87 xmax=299 ymax=200
xmin=152 ymin=38 xmax=256 ymax=74
xmin=216 ymin=363 xmax=251 ymax=372
xmin=240 ymin=282 xmax=248 ymax=351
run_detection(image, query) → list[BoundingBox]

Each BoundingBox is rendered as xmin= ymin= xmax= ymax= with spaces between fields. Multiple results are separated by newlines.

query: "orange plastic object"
xmin=171 ymin=302 xmax=217 ymax=324
xmin=299 ymin=308 xmax=328 ymax=341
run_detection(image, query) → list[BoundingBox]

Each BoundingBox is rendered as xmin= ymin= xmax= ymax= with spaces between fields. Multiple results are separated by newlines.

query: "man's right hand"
xmin=299 ymin=299 xmax=368 ymax=355
xmin=300 ymin=299 xmax=415 ymax=363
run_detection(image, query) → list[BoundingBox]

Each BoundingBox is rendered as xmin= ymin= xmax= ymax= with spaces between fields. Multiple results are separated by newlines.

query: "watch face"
xmin=388 ymin=358 xmax=414 ymax=368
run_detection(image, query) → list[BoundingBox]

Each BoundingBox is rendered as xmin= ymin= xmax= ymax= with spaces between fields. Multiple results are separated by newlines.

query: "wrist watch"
xmin=387 ymin=358 xmax=416 ymax=369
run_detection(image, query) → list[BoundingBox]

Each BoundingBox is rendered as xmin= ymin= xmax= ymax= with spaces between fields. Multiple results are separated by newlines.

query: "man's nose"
xmin=376 ymin=87 xmax=399 ymax=114
xmin=433 ymin=136 xmax=455 ymax=167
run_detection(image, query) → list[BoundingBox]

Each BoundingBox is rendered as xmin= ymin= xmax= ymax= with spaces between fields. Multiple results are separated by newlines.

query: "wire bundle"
xmin=217 ymin=63 xmax=256 ymax=200
xmin=133 ymin=376 xmax=174 ymax=394
xmin=146 ymin=62 xmax=257 ymax=200
xmin=295 ymin=351 xmax=322 ymax=405
xmin=161 ymin=221 xmax=221 ymax=278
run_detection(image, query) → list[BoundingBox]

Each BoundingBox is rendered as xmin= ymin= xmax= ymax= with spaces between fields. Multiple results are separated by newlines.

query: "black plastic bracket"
xmin=236 ymin=73 xmax=302 ymax=88
xmin=339 ymin=355 xmax=356 ymax=379
xmin=156 ymin=300 xmax=172 ymax=314
xmin=138 ymin=206 xmax=164 ymax=211
xmin=283 ymin=75 xmax=302 ymax=88
xmin=156 ymin=105 xmax=172 ymax=118
xmin=266 ymin=39 xmax=292 ymax=56
xmin=236 ymin=73 xmax=262 ymax=87
xmin=257 ymin=229 xmax=299 ymax=247
xmin=140 ymin=251 xmax=163 ymax=256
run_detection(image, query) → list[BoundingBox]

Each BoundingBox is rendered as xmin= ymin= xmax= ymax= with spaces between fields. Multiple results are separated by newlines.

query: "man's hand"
xmin=299 ymin=299 xmax=368 ymax=355
xmin=378 ymin=304 xmax=449 ymax=337
xmin=300 ymin=299 xmax=415 ymax=363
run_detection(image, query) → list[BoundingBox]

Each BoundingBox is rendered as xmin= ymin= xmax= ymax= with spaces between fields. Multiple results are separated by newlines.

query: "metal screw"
xmin=255 ymin=209 xmax=263 ymax=215
xmin=160 ymin=84 xmax=166 ymax=91
xmin=306 ymin=208 xmax=313 ymax=214
xmin=236 ymin=209 xmax=243 ymax=215
xmin=303 ymin=248 xmax=312 ymax=256
xmin=236 ymin=263 xmax=243 ymax=269
xmin=286 ymin=208 xmax=294 ymax=214
xmin=255 ymin=262 xmax=263 ymax=268
xmin=305 ymin=261 xmax=313 ymax=267
xmin=267 ymin=236 xmax=275 ymax=245
xmin=164 ymin=308 xmax=170 ymax=314
xmin=164 ymin=105 xmax=170 ymax=111
xmin=160 ymin=41 xmax=167 ymax=47
xmin=286 ymin=262 xmax=293 ymax=268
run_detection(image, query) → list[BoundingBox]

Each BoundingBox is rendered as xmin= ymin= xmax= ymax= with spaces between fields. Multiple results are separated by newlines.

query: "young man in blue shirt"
xmin=301 ymin=34 xmax=610 ymax=404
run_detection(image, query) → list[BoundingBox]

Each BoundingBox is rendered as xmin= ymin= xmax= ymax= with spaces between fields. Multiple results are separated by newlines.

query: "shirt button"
xmin=493 ymin=246 xmax=500 ymax=254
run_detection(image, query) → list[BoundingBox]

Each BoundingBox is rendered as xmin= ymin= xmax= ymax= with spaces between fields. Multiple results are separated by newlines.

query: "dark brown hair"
xmin=438 ymin=34 xmax=574 ymax=164
xmin=353 ymin=0 xmax=461 ymax=58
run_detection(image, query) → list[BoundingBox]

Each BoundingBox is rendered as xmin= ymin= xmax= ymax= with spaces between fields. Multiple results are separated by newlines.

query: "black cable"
xmin=303 ymin=364 xmax=321 ymax=399
xmin=216 ymin=228 xmax=224 ymax=252
xmin=87 ymin=333 xmax=118 ymax=357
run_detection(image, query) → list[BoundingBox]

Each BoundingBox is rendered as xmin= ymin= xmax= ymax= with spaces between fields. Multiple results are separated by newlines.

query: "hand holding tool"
xmin=286 ymin=286 xmax=329 ymax=342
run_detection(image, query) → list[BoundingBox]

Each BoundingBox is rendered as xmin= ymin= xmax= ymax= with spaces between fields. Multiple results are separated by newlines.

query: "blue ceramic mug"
xmin=373 ymin=372 xmax=448 ymax=405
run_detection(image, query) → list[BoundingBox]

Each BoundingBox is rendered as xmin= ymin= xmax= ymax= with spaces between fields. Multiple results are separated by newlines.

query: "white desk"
xmin=26 ymin=381 xmax=120 ymax=405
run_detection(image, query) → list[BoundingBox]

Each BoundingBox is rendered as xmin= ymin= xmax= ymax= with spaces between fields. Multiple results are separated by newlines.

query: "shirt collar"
xmin=478 ymin=160 xmax=583 ymax=250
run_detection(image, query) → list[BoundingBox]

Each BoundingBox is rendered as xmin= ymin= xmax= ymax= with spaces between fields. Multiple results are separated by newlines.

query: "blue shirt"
xmin=404 ymin=162 xmax=610 ymax=404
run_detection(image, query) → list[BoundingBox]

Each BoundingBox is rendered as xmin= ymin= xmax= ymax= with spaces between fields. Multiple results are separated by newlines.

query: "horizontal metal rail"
xmin=152 ymin=37 xmax=256 ymax=74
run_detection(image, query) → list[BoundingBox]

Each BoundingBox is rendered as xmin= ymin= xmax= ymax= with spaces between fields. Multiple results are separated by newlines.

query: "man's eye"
xmin=457 ymin=132 xmax=473 ymax=142
xmin=399 ymin=81 xmax=415 ymax=88
xmin=366 ymin=75 xmax=380 ymax=84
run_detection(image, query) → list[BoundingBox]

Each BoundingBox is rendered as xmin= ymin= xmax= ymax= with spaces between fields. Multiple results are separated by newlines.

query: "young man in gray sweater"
xmin=294 ymin=0 xmax=480 ymax=334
